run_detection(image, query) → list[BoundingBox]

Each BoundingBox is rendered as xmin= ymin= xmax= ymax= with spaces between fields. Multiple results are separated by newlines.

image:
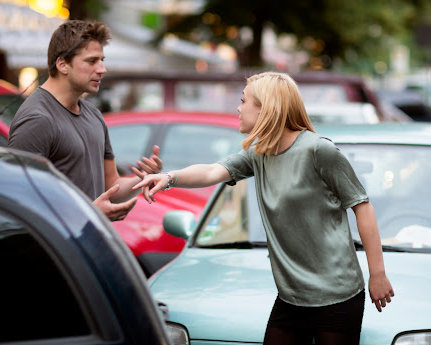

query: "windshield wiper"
xmin=354 ymin=240 xmax=364 ymax=251
xmin=197 ymin=241 xmax=267 ymax=249
xmin=354 ymin=239 xmax=431 ymax=253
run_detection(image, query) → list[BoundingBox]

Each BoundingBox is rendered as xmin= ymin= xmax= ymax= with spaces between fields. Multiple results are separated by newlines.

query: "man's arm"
xmin=8 ymin=114 xmax=52 ymax=157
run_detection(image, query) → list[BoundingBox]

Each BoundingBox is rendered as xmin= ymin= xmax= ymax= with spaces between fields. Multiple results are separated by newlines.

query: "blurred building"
xmin=0 ymin=0 xmax=237 ymax=89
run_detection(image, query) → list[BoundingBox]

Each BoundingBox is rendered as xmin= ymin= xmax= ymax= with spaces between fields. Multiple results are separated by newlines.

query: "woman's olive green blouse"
xmin=219 ymin=130 xmax=367 ymax=307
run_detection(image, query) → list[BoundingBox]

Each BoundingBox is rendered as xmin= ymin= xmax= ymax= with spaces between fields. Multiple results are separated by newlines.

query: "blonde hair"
xmin=242 ymin=72 xmax=314 ymax=155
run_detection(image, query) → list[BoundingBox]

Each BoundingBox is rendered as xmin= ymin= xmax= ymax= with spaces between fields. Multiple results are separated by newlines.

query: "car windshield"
xmin=194 ymin=144 xmax=431 ymax=252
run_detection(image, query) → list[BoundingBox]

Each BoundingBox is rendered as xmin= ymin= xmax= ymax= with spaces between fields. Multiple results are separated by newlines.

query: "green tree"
xmin=162 ymin=0 xmax=431 ymax=72
xmin=65 ymin=0 xmax=108 ymax=20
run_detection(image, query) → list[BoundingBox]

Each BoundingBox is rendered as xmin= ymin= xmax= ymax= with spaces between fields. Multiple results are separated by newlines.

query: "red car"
xmin=0 ymin=79 xmax=24 ymax=126
xmin=104 ymin=111 xmax=243 ymax=275
xmin=0 ymin=79 xmax=20 ymax=146
xmin=0 ymin=119 xmax=8 ymax=146
xmin=1 ymin=107 xmax=242 ymax=276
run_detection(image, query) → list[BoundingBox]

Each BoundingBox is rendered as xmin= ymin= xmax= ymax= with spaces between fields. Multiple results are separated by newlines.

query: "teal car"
xmin=149 ymin=123 xmax=431 ymax=345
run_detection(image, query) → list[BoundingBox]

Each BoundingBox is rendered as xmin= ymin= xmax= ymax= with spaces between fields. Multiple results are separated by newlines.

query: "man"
xmin=8 ymin=20 xmax=161 ymax=221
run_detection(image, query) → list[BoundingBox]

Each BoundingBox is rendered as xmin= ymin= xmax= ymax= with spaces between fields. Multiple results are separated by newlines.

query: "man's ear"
xmin=56 ymin=58 xmax=69 ymax=75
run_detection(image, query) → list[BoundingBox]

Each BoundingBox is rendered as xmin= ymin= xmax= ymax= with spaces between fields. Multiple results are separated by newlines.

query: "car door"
xmin=0 ymin=150 xmax=171 ymax=345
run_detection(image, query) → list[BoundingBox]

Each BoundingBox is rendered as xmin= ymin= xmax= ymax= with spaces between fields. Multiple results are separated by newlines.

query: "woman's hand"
xmin=368 ymin=272 xmax=394 ymax=312
xmin=132 ymin=172 xmax=169 ymax=203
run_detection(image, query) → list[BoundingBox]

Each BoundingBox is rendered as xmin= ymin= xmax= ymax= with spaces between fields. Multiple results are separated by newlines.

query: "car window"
xmin=298 ymin=84 xmax=348 ymax=103
xmin=194 ymin=144 xmax=431 ymax=252
xmin=88 ymin=81 xmax=164 ymax=112
xmin=175 ymin=82 xmax=244 ymax=113
xmin=0 ymin=210 xmax=90 ymax=342
xmin=161 ymin=124 xmax=244 ymax=171
xmin=195 ymin=178 xmax=266 ymax=246
xmin=339 ymin=144 xmax=431 ymax=250
xmin=108 ymin=124 xmax=153 ymax=172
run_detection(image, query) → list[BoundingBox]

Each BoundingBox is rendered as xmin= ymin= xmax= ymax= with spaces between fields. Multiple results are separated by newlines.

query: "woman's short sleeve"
xmin=218 ymin=150 xmax=254 ymax=185
xmin=313 ymin=137 xmax=369 ymax=209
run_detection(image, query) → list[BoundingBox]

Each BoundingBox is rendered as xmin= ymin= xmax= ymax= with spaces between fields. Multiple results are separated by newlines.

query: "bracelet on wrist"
xmin=161 ymin=172 xmax=176 ymax=190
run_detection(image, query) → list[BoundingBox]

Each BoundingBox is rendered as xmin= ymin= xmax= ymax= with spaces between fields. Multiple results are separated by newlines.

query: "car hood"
xmin=150 ymin=248 xmax=431 ymax=344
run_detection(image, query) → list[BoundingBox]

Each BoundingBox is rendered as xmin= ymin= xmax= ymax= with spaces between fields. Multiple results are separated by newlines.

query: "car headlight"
xmin=166 ymin=322 xmax=190 ymax=345
xmin=393 ymin=331 xmax=431 ymax=344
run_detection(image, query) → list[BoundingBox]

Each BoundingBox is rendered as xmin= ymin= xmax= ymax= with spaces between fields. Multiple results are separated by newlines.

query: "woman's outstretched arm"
xmin=133 ymin=163 xmax=232 ymax=203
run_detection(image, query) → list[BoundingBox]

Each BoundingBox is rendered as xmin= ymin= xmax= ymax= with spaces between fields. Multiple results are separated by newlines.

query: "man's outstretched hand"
xmin=93 ymin=184 xmax=137 ymax=221
xmin=137 ymin=145 xmax=163 ymax=175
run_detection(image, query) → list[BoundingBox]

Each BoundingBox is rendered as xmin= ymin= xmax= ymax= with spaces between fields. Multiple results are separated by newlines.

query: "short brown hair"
xmin=47 ymin=20 xmax=111 ymax=77
xmin=242 ymin=72 xmax=315 ymax=155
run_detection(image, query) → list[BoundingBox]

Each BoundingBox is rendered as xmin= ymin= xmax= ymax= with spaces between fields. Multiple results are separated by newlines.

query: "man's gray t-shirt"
xmin=8 ymin=87 xmax=114 ymax=200
xmin=219 ymin=130 xmax=367 ymax=307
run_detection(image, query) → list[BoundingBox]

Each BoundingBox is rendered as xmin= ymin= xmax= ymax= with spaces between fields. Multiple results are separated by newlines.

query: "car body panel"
xmin=150 ymin=248 xmax=275 ymax=342
xmin=104 ymin=110 xmax=240 ymax=128
xmin=315 ymin=122 xmax=431 ymax=145
xmin=0 ymin=148 xmax=171 ymax=345
xmin=150 ymin=123 xmax=431 ymax=344
xmin=150 ymin=249 xmax=431 ymax=344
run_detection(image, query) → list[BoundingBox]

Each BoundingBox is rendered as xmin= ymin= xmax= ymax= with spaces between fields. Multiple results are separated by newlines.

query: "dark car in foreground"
xmin=150 ymin=123 xmax=431 ymax=345
xmin=0 ymin=147 xmax=171 ymax=344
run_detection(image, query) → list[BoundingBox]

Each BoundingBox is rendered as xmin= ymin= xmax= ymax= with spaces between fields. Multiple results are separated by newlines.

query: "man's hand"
xmin=137 ymin=145 xmax=163 ymax=175
xmin=93 ymin=184 xmax=137 ymax=221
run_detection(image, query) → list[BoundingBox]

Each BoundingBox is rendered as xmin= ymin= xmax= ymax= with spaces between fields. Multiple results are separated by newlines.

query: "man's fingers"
xmin=104 ymin=184 xmax=120 ymax=198
xmin=151 ymin=156 xmax=163 ymax=171
xmin=152 ymin=145 xmax=160 ymax=156
xmin=137 ymin=159 xmax=156 ymax=174
xmin=131 ymin=166 xmax=146 ymax=179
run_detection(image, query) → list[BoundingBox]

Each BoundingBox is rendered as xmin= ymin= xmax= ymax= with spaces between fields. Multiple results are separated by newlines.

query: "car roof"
xmin=0 ymin=79 xmax=20 ymax=95
xmin=305 ymin=102 xmax=379 ymax=124
xmin=103 ymin=110 xmax=240 ymax=128
xmin=99 ymin=70 xmax=365 ymax=84
xmin=316 ymin=122 xmax=431 ymax=145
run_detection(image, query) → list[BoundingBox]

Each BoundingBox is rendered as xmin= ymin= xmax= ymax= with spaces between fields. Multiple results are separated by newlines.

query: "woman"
xmin=133 ymin=72 xmax=394 ymax=345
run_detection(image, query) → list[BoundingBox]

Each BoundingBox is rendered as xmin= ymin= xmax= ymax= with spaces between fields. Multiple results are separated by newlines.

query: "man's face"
xmin=67 ymin=40 xmax=106 ymax=94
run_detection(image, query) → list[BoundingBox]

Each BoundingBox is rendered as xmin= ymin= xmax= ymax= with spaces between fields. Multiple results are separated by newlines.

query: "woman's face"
xmin=237 ymin=84 xmax=261 ymax=134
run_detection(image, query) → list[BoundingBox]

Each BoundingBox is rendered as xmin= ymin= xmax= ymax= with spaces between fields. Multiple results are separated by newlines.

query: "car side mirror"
xmin=163 ymin=210 xmax=196 ymax=240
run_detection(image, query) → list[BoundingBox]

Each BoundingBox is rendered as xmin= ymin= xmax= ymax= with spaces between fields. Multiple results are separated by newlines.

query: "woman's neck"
xmin=277 ymin=128 xmax=302 ymax=153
